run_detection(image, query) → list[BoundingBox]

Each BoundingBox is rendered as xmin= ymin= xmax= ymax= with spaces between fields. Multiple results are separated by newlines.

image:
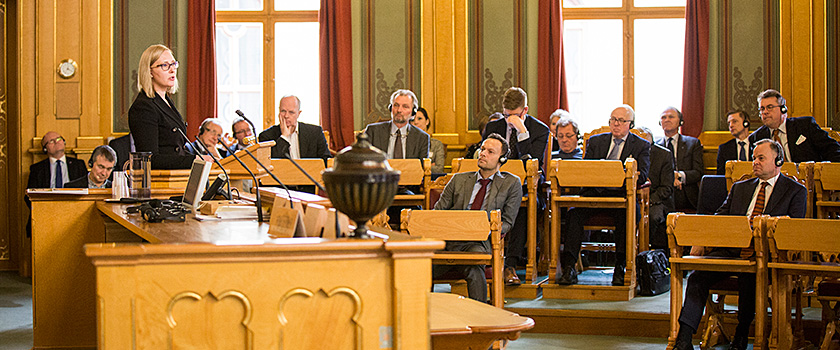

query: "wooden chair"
xmin=665 ymin=213 xmax=767 ymax=350
xmin=450 ymin=157 xmax=541 ymax=290
xmin=814 ymin=162 xmax=840 ymax=219
xmin=400 ymin=209 xmax=505 ymax=309
xmin=725 ymin=160 xmax=814 ymax=218
xmin=327 ymin=158 xmax=431 ymax=208
xmin=765 ymin=216 xmax=840 ymax=349
xmin=543 ymin=158 xmax=638 ymax=301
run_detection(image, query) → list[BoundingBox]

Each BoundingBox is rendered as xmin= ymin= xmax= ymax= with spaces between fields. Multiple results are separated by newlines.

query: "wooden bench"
xmin=263 ymin=158 xmax=326 ymax=188
xmin=400 ymin=209 xmax=504 ymax=309
xmin=814 ymin=161 xmax=840 ymax=219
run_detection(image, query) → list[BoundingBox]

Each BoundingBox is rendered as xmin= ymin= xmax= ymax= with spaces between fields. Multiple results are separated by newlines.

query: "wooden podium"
xmin=150 ymin=141 xmax=275 ymax=189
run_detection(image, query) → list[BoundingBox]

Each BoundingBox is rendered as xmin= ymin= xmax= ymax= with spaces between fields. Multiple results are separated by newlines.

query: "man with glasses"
xmin=230 ymin=117 xmax=255 ymax=151
xmin=557 ymin=105 xmax=650 ymax=286
xmin=550 ymin=110 xmax=583 ymax=160
xmin=65 ymin=145 xmax=117 ymax=189
xmin=657 ymin=107 xmax=703 ymax=211
xmin=187 ymin=118 xmax=230 ymax=159
xmin=27 ymin=131 xmax=87 ymax=189
xmin=748 ymin=89 xmax=840 ymax=163
xmin=716 ymin=110 xmax=753 ymax=175
xmin=482 ymin=87 xmax=550 ymax=285
xmin=259 ymin=95 xmax=330 ymax=161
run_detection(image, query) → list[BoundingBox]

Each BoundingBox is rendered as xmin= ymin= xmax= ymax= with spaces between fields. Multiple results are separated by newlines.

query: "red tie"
xmin=470 ymin=179 xmax=492 ymax=210
xmin=743 ymin=181 xmax=769 ymax=258
xmin=772 ymin=129 xmax=785 ymax=160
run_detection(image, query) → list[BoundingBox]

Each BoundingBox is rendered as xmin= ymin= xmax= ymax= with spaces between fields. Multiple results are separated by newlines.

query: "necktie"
xmin=772 ymin=129 xmax=786 ymax=161
xmin=470 ymin=178 xmax=492 ymax=210
xmin=508 ymin=127 xmax=519 ymax=159
xmin=738 ymin=141 xmax=747 ymax=161
xmin=667 ymin=137 xmax=676 ymax=159
xmin=744 ymin=181 xmax=769 ymax=258
xmin=607 ymin=138 xmax=623 ymax=160
xmin=54 ymin=160 xmax=63 ymax=188
xmin=393 ymin=129 xmax=403 ymax=159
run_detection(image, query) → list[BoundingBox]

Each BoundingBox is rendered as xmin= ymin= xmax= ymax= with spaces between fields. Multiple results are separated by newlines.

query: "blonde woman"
xmin=128 ymin=44 xmax=210 ymax=169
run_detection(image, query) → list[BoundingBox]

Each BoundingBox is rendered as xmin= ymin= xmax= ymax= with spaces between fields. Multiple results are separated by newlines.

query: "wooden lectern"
xmin=149 ymin=141 xmax=275 ymax=189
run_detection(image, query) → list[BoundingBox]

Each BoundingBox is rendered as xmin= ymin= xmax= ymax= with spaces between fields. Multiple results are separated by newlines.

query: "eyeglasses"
xmin=556 ymin=133 xmax=577 ymax=140
xmin=151 ymin=61 xmax=179 ymax=71
xmin=44 ymin=136 xmax=65 ymax=146
xmin=758 ymin=104 xmax=781 ymax=112
xmin=609 ymin=117 xmax=631 ymax=125
xmin=502 ymin=111 xmax=523 ymax=118
xmin=233 ymin=129 xmax=253 ymax=136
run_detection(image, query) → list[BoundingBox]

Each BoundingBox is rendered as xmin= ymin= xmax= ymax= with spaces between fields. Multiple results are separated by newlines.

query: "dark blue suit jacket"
xmin=716 ymin=174 xmax=807 ymax=218
xmin=584 ymin=132 xmax=651 ymax=189
xmin=716 ymin=138 xmax=752 ymax=175
xmin=258 ymin=122 xmax=330 ymax=160
xmin=657 ymin=134 xmax=703 ymax=209
xmin=748 ymin=116 xmax=840 ymax=163
xmin=27 ymin=156 xmax=87 ymax=189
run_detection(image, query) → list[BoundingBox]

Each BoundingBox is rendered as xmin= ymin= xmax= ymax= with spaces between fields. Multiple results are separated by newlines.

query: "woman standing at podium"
xmin=128 ymin=44 xmax=211 ymax=169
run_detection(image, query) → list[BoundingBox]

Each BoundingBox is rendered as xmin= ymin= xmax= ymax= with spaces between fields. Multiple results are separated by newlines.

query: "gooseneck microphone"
xmin=204 ymin=137 xmax=265 ymax=222
xmin=239 ymin=138 xmax=294 ymax=210
xmin=176 ymin=127 xmax=232 ymax=202
xmin=277 ymin=149 xmax=340 ymax=237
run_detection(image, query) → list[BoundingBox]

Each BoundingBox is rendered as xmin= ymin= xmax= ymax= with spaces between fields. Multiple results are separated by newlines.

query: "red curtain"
xmin=186 ymin=0 xmax=218 ymax=139
xmin=537 ymin=0 xmax=569 ymax=125
xmin=319 ymin=0 xmax=355 ymax=151
xmin=680 ymin=0 xmax=709 ymax=137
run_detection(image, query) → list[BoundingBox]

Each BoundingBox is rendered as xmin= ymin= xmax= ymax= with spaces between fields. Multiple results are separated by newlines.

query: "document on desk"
xmin=214 ymin=206 xmax=260 ymax=220
xmin=27 ymin=188 xmax=89 ymax=195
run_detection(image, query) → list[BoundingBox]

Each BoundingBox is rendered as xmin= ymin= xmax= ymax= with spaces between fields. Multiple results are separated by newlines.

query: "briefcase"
xmin=636 ymin=249 xmax=670 ymax=296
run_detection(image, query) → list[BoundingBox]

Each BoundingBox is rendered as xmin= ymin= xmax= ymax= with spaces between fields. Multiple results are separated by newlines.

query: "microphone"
xmin=212 ymin=138 xmax=266 ymax=222
xmin=240 ymin=136 xmax=295 ymax=210
xmin=269 ymin=148 xmax=338 ymax=237
xmin=202 ymin=173 xmax=231 ymax=201
xmin=177 ymin=128 xmax=232 ymax=202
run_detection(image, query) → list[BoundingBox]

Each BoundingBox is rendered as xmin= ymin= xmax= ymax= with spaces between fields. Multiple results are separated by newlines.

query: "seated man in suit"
xmin=186 ymin=118 xmax=230 ymax=160
xmin=548 ymin=109 xmax=567 ymax=154
xmin=716 ymin=110 xmax=752 ymax=175
xmin=259 ymin=95 xmax=330 ymax=160
xmin=482 ymin=87 xmax=550 ymax=285
xmin=658 ymin=107 xmax=704 ymax=211
xmin=673 ymin=139 xmax=807 ymax=350
xmin=66 ymin=145 xmax=117 ymax=189
xmin=551 ymin=111 xmax=583 ymax=160
xmin=557 ymin=105 xmax=650 ymax=286
xmin=749 ymin=89 xmax=840 ymax=163
xmin=636 ymin=126 xmax=675 ymax=251
xmin=363 ymin=89 xmax=430 ymax=160
xmin=27 ymin=131 xmax=88 ymax=189
xmin=230 ymin=116 xmax=255 ymax=151
xmin=433 ymin=133 xmax=522 ymax=302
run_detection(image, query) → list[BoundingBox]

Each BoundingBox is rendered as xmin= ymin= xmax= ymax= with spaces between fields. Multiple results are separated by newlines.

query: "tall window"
xmin=215 ymin=0 xmax=320 ymax=135
xmin=563 ymin=0 xmax=685 ymax=138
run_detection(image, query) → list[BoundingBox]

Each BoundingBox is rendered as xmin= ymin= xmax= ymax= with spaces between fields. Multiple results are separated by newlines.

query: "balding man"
xmin=259 ymin=95 xmax=330 ymax=160
xmin=657 ymin=107 xmax=704 ymax=211
xmin=27 ymin=131 xmax=87 ymax=189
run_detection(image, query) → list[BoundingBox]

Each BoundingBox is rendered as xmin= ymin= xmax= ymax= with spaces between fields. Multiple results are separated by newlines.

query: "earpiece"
xmin=743 ymin=118 xmax=750 ymax=128
xmin=88 ymin=154 xmax=94 ymax=168
xmin=775 ymin=153 xmax=784 ymax=167
xmin=42 ymin=146 xmax=47 ymax=153
xmin=388 ymin=103 xmax=417 ymax=116
xmin=780 ymin=105 xmax=788 ymax=114
xmin=629 ymin=120 xmax=635 ymax=129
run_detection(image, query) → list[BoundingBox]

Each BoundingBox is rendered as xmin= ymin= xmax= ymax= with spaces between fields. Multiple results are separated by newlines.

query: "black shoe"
xmin=728 ymin=336 xmax=748 ymax=350
xmin=673 ymin=338 xmax=694 ymax=350
xmin=611 ymin=265 xmax=625 ymax=286
xmin=556 ymin=267 xmax=578 ymax=285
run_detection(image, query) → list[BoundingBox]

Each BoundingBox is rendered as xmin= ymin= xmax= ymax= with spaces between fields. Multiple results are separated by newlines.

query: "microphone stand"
xmin=177 ymin=128 xmax=232 ymax=200
xmin=204 ymin=139 xmax=264 ymax=222
xmin=240 ymin=145 xmax=294 ymax=210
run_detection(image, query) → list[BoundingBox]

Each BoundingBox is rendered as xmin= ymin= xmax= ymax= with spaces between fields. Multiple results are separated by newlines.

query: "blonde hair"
xmin=137 ymin=44 xmax=179 ymax=98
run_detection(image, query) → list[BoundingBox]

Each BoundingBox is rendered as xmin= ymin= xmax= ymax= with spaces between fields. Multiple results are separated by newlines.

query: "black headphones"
xmin=780 ymin=105 xmax=788 ymax=114
xmin=387 ymin=103 xmax=417 ymax=117
xmin=775 ymin=152 xmax=784 ymax=167
xmin=743 ymin=118 xmax=750 ymax=128
xmin=629 ymin=119 xmax=636 ymax=129
xmin=657 ymin=110 xmax=682 ymax=127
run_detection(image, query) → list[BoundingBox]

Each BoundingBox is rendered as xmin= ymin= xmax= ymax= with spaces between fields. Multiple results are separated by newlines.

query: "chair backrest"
xmin=724 ymin=160 xmax=799 ymax=190
xmin=549 ymin=158 xmax=635 ymax=189
xmin=581 ymin=126 xmax=649 ymax=158
xmin=696 ymin=175 xmax=728 ymax=215
xmin=765 ymin=216 xmax=840 ymax=261
xmin=264 ymin=158 xmax=326 ymax=186
xmin=451 ymin=158 xmax=531 ymax=186
xmin=400 ymin=209 xmax=497 ymax=241
xmin=814 ymin=162 xmax=840 ymax=219
xmin=667 ymin=213 xmax=754 ymax=250
xmin=327 ymin=158 xmax=431 ymax=187
xmin=425 ymin=173 xmax=454 ymax=209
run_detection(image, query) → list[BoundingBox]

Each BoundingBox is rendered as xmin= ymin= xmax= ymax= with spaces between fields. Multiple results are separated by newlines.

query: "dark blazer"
xmin=434 ymin=171 xmax=523 ymax=235
xmin=185 ymin=140 xmax=230 ymax=160
xmin=657 ymin=134 xmax=704 ymax=209
xmin=649 ymin=143 xmax=675 ymax=209
xmin=363 ymin=121 xmax=430 ymax=160
xmin=716 ymin=174 xmax=807 ymax=218
xmin=108 ymin=134 xmax=133 ymax=171
xmin=748 ymin=116 xmax=840 ymax=163
xmin=27 ymin=156 xmax=87 ymax=189
xmin=584 ymin=132 xmax=651 ymax=189
xmin=128 ymin=91 xmax=196 ymax=169
xmin=716 ymin=138 xmax=752 ymax=175
xmin=65 ymin=175 xmax=112 ymax=189
xmin=258 ymin=122 xmax=330 ymax=159
xmin=483 ymin=115 xmax=550 ymax=169
xmin=551 ymin=147 xmax=583 ymax=160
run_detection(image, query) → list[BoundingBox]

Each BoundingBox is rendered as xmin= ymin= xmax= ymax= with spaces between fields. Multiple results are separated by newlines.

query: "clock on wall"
xmin=57 ymin=59 xmax=78 ymax=79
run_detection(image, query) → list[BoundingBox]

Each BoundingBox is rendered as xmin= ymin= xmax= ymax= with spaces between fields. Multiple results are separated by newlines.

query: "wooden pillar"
xmin=779 ymin=0 xmax=826 ymax=124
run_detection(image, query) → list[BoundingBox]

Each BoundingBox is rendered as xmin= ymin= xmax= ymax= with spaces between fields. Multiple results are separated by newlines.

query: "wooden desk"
xmin=430 ymin=293 xmax=535 ymax=350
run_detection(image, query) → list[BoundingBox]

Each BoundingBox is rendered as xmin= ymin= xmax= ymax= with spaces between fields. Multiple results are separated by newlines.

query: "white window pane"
xmin=633 ymin=18 xmax=685 ymax=139
xmin=634 ymin=0 xmax=685 ymax=7
xmin=563 ymin=0 xmax=621 ymax=8
xmin=275 ymin=22 xmax=320 ymax=126
xmin=216 ymin=0 xmax=262 ymax=11
xmin=563 ymin=19 xmax=623 ymax=135
xmin=216 ymin=22 xmax=264 ymax=134
xmin=275 ymin=0 xmax=319 ymax=11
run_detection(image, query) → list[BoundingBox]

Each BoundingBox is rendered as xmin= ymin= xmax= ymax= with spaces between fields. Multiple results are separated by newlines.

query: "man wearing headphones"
xmin=66 ymin=145 xmax=117 ymax=188
xmin=558 ymin=105 xmax=650 ymax=286
xmin=716 ymin=110 xmax=752 ymax=175
xmin=748 ymin=89 xmax=840 ymax=163
xmin=230 ymin=116 xmax=255 ymax=151
xmin=672 ymin=139 xmax=807 ymax=350
xmin=27 ymin=131 xmax=88 ymax=189
xmin=433 ymin=133 xmax=522 ymax=302
xmin=259 ymin=95 xmax=330 ymax=160
xmin=657 ymin=107 xmax=704 ymax=211
xmin=550 ymin=111 xmax=583 ymax=160
xmin=363 ymin=89 xmax=430 ymax=160
xmin=186 ymin=118 xmax=230 ymax=160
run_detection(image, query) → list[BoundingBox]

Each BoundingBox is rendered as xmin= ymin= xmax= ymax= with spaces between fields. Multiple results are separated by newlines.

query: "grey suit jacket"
xmin=363 ymin=121 xmax=430 ymax=160
xmin=434 ymin=171 xmax=523 ymax=236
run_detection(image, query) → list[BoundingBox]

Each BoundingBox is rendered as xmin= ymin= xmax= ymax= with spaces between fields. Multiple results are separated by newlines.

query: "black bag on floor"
xmin=636 ymin=249 xmax=670 ymax=296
